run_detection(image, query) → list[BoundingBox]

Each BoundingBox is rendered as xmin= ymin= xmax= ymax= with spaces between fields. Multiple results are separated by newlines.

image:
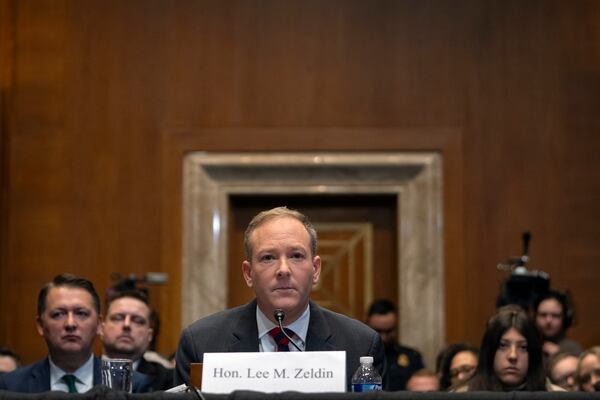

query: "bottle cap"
xmin=359 ymin=356 xmax=373 ymax=364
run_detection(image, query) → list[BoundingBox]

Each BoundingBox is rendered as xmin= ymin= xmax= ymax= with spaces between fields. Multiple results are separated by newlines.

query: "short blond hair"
xmin=244 ymin=206 xmax=317 ymax=260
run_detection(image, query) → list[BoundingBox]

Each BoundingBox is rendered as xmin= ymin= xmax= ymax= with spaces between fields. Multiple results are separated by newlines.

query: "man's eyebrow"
xmin=255 ymin=248 xmax=275 ymax=255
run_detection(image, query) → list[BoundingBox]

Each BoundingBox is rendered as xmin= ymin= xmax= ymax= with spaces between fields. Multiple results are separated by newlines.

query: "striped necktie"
xmin=268 ymin=327 xmax=296 ymax=352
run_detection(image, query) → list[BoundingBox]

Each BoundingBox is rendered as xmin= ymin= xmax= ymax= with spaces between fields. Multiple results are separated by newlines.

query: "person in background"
xmin=436 ymin=342 xmax=478 ymax=390
xmin=366 ymin=299 xmax=424 ymax=390
xmin=142 ymin=310 xmax=175 ymax=370
xmin=534 ymin=290 xmax=582 ymax=359
xmin=0 ymin=347 xmax=21 ymax=374
xmin=175 ymin=207 xmax=384 ymax=390
xmin=453 ymin=305 xmax=562 ymax=392
xmin=576 ymin=346 xmax=600 ymax=392
xmin=0 ymin=274 xmax=151 ymax=393
xmin=101 ymin=290 xmax=174 ymax=391
xmin=547 ymin=352 xmax=579 ymax=391
xmin=406 ymin=369 xmax=439 ymax=391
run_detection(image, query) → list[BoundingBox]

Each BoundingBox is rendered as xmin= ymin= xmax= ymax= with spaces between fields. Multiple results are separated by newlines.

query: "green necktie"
xmin=62 ymin=374 xmax=78 ymax=393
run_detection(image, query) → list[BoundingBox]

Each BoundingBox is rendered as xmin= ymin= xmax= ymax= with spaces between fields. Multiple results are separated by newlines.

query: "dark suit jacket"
xmin=175 ymin=299 xmax=384 ymax=389
xmin=383 ymin=342 xmax=424 ymax=391
xmin=137 ymin=358 xmax=174 ymax=391
xmin=0 ymin=356 xmax=152 ymax=393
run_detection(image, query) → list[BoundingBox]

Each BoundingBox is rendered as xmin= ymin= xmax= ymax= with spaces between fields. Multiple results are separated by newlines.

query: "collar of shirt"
xmin=49 ymin=354 xmax=95 ymax=392
xmin=256 ymin=304 xmax=310 ymax=352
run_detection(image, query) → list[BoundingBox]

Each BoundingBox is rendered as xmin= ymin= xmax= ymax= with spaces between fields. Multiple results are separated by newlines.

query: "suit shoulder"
xmin=132 ymin=370 xmax=153 ymax=393
xmin=318 ymin=306 xmax=376 ymax=336
xmin=139 ymin=358 xmax=171 ymax=374
xmin=182 ymin=303 xmax=251 ymax=335
xmin=0 ymin=360 xmax=46 ymax=391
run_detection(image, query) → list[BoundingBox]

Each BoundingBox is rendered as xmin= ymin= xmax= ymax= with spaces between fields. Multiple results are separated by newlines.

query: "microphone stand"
xmin=273 ymin=309 xmax=303 ymax=352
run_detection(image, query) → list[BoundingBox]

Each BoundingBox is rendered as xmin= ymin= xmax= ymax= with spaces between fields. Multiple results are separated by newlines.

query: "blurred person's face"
xmin=550 ymin=355 xmax=578 ymax=391
xmin=449 ymin=350 xmax=477 ymax=386
xmin=406 ymin=375 xmax=439 ymax=391
xmin=366 ymin=312 xmax=397 ymax=346
xmin=101 ymin=297 xmax=153 ymax=361
xmin=36 ymin=286 xmax=100 ymax=361
xmin=535 ymin=299 xmax=564 ymax=340
xmin=0 ymin=355 xmax=18 ymax=373
xmin=242 ymin=216 xmax=321 ymax=324
xmin=493 ymin=328 xmax=529 ymax=388
xmin=578 ymin=353 xmax=600 ymax=392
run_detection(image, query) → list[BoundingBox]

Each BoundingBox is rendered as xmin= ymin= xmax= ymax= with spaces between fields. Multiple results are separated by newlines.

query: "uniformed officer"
xmin=366 ymin=299 xmax=425 ymax=390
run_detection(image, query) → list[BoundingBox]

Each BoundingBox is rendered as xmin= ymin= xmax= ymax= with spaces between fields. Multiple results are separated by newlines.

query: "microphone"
xmin=519 ymin=231 xmax=531 ymax=265
xmin=273 ymin=309 xmax=303 ymax=352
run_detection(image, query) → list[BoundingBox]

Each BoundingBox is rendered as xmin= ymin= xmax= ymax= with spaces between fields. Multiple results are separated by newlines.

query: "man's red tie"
xmin=268 ymin=327 xmax=296 ymax=352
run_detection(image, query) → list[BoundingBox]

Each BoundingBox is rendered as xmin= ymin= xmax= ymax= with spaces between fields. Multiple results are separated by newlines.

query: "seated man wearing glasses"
xmin=366 ymin=299 xmax=424 ymax=390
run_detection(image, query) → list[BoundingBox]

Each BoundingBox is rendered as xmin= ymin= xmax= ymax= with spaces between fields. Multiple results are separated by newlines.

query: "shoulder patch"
xmin=397 ymin=354 xmax=410 ymax=367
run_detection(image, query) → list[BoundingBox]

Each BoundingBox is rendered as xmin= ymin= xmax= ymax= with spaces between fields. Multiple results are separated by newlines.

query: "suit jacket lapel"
xmin=226 ymin=300 xmax=334 ymax=352
xmin=31 ymin=358 xmax=51 ymax=392
xmin=228 ymin=300 xmax=261 ymax=352
xmin=305 ymin=301 xmax=335 ymax=351
xmin=93 ymin=356 xmax=102 ymax=385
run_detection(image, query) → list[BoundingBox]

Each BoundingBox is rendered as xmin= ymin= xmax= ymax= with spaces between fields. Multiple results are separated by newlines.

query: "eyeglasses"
xmin=552 ymin=373 xmax=576 ymax=388
xmin=578 ymin=368 xmax=600 ymax=384
xmin=373 ymin=327 xmax=395 ymax=335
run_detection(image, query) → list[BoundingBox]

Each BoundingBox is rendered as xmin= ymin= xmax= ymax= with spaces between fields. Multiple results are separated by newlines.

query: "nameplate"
xmin=202 ymin=351 xmax=346 ymax=393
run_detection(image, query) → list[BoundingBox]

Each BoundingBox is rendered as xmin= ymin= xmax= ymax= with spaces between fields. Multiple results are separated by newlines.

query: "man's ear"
xmin=147 ymin=327 xmax=154 ymax=346
xmin=242 ymin=260 xmax=254 ymax=288
xmin=96 ymin=314 xmax=103 ymax=336
xmin=312 ymin=255 xmax=322 ymax=285
xmin=36 ymin=316 xmax=44 ymax=337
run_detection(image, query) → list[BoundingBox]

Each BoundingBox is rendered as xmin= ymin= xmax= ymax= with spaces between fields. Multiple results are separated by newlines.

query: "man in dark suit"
xmin=0 ymin=357 xmax=151 ymax=393
xmin=175 ymin=206 xmax=384 ymax=389
xmin=0 ymin=273 xmax=151 ymax=393
xmin=100 ymin=290 xmax=174 ymax=391
xmin=366 ymin=299 xmax=424 ymax=390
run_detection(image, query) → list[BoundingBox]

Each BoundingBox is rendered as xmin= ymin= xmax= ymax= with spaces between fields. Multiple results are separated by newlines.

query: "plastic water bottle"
xmin=351 ymin=356 xmax=382 ymax=392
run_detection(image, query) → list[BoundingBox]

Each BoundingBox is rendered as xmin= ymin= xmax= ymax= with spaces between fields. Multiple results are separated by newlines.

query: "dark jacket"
xmin=382 ymin=342 xmax=424 ymax=391
xmin=137 ymin=358 xmax=174 ymax=391
xmin=0 ymin=357 xmax=152 ymax=393
xmin=175 ymin=299 xmax=384 ymax=390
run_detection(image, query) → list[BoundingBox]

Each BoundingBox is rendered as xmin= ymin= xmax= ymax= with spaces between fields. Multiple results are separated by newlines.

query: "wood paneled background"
xmin=1 ymin=0 xmax=599 ymax=364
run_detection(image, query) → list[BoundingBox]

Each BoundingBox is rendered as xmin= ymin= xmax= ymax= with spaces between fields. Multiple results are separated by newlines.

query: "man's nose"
xmin=277 ymin=259 xmax=292 ymax=276
xmin=123 ymin=315 xmax=131 ymax=329
xmin=65 ymin=312 xmax=76 ymax=328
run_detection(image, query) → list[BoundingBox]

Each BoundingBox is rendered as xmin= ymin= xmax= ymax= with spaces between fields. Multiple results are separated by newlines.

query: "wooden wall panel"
xmin=0 ymin=0 xmax=599 ymax=366
xmin=0 ymin=0 xmax=13 ymax=354
xmin=462 ymin=1 xmax=600 ymax=344
xmin=555 ymin=3 xmax=600 ymax=345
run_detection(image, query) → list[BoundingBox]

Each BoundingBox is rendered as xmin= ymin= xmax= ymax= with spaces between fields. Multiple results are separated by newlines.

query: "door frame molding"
xmin=181 ymin=151 xmax=444 ymax=363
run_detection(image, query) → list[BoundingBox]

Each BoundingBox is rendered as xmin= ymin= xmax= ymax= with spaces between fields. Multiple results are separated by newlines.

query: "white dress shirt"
xmin=256 ymin=305 xmax=309 ymax=352
xmin=49 ymin=354 xmax=95 ymax=392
